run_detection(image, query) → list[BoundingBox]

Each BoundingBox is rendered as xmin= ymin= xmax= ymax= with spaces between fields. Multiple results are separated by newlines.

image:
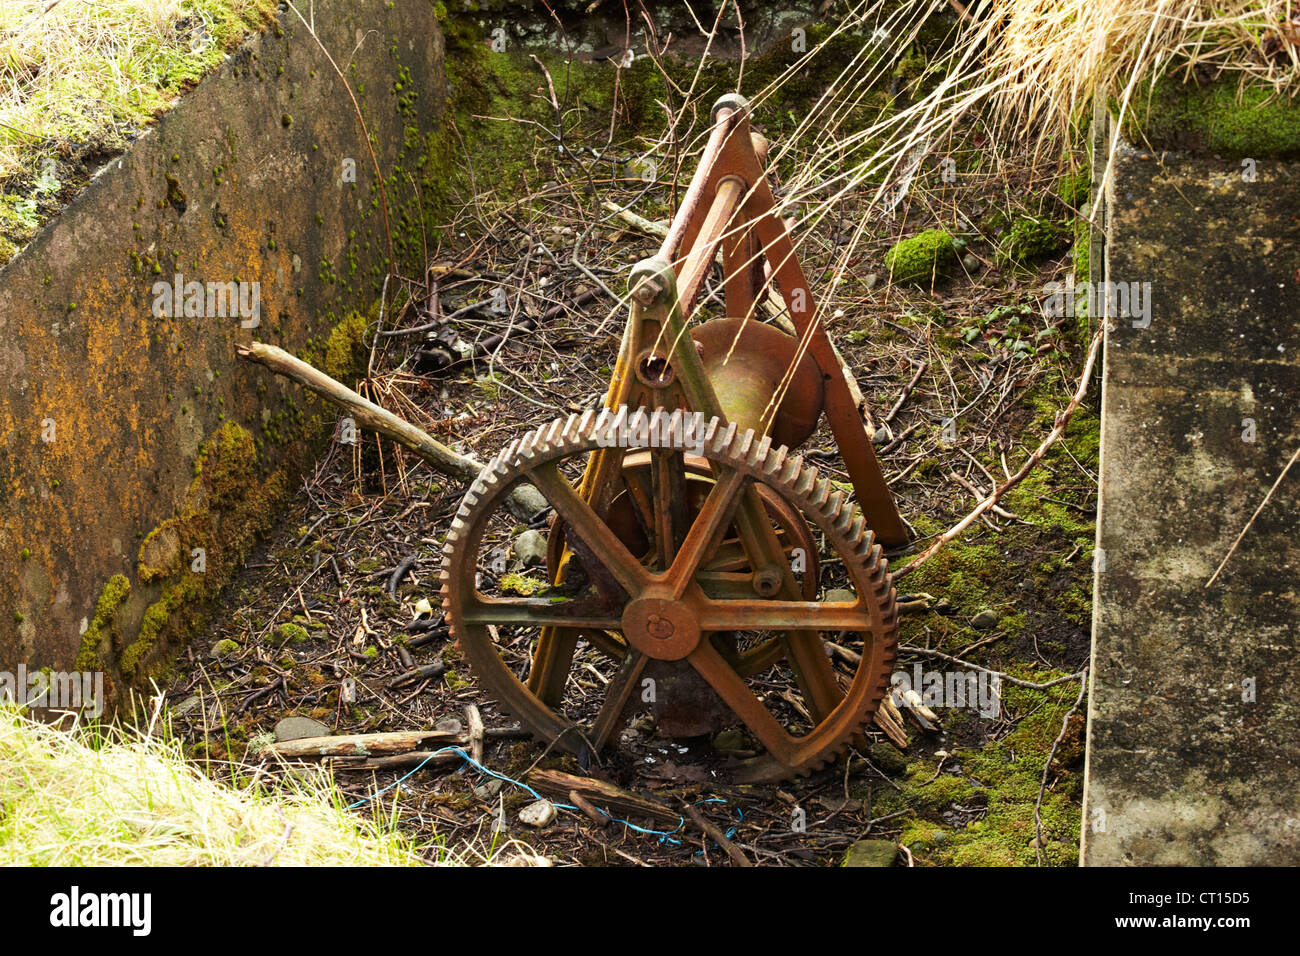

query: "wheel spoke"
xmin=589 ymin=649 xmax=648 ymax=752
xmin=779 ymin=630 xmax=844 ymax=723
xmin=697 ymin=598 xmax=871 ymax=632
xmin=688 ymin=639 xmax=793 ymax=763
xmin=463 ymin=594 xmax=621 ymax=630
xmin=527 ymin=627 xmax=581 ymax=707
xmin=665 ymin=466 xmax=748 ymax=597
xmin=528 ymin=462 xmax=650 ymax=596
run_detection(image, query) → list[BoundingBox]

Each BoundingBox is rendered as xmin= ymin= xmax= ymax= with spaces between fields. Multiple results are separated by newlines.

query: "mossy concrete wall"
xmin=1082 ymin=138 xmax=1300 ymax=864
xmin=0 ymin=0 xmax=447 ymax=699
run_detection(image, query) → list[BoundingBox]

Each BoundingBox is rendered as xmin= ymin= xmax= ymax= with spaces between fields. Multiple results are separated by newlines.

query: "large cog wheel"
xmin=439 ymin=407 xmax=899 ymax=783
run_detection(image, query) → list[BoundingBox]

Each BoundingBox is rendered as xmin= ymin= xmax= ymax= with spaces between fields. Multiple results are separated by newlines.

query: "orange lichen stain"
xmin=122 ymin=421 xmax=286 ymax=683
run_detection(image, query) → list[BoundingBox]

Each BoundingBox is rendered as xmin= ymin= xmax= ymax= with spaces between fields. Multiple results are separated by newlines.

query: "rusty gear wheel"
xmin=439 ymin=407 xmax=899 ymax=783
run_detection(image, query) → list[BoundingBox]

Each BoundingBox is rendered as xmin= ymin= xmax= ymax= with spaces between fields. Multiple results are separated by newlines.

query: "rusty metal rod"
xmin=658 ymin=106 xmax=738 ymax=261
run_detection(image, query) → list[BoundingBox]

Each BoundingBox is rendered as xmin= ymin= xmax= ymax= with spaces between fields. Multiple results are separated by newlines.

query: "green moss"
xmin=120 ymin=422 xmax=286 ymax=682
xmin=881 ymin=666 xmax=1083 ymax=866
xmin=884 ymin=229 xmax=956 ymax=284
xmin=270 ymin=622 xmax=309 ymax=646
xmin=1073 ymin=217 xmax=1091 ymax=283
xmin=213 ymin=638 xmax=240 ymax=658
xmin=1057 ymin=169 xmax=1089 ymax=208
xmin=1126 ymin=73 xmax=1300 ymax=158
xmin=322 ymin=311 xmax=369 ymax=382
xmin=498 ymin=572 xmax=545 ymax=596
xmin=997 ymin=216 xmax=1068 ymax=267
xmin=75 ymin=574 xmax=131 ymax=672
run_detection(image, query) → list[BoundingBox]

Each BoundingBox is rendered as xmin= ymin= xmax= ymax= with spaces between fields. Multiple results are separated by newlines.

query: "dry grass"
xmin=0 ymin=0 xmax=277 ymax=180
xmin=0 ymin=703 xmax=446 ymax=866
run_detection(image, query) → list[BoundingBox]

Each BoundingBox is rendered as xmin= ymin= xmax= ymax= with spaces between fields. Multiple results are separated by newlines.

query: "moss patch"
xmin=997 ymin=216 xmax=1069 ymax=267
xmin=1125 ymin=73 xmax=1300 ymax=158
xmin=884 ymin=229 xmax=956 ymax=284
xmin=74 ymin=574 xmax=131 ymax=673
xmin=322 ymin=310 xmax=370 ymax=382
xmin=121 ymin=422 xmax=286 ymax=683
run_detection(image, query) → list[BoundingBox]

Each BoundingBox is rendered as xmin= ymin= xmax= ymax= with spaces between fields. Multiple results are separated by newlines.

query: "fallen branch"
xmin=526 ymin=769 xmax=683 ymax=827
xmin=684 ymin=803 xmax=753 ymax=866
xmin=333 ymin=750 xmax=464 ymax=773
xmin=1034 ymin=666 xmax=1089 ymax=867
xmin=897 ymin=326 xmax=1103 ymax=578
xmin=236 ymin=342 xmax=547 ymax=520
xmin=262 ymin=729 xmax=466 ymax=760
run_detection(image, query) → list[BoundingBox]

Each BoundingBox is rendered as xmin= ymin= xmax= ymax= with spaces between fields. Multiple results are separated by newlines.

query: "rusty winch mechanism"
xmin=440 ymin=94 xmax=909 ymax=783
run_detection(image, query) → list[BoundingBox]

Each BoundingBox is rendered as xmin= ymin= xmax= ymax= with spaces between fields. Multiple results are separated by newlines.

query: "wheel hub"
xmin=621 ymin=595 xmax=700 ymax=660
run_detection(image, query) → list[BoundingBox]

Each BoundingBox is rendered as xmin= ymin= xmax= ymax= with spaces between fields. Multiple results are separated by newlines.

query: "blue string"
xmin=345 ymin=745 xmax=692 ymax=841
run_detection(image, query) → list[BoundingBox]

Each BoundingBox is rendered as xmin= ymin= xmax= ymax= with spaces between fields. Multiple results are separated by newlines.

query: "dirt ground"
xmin=165 ymin=24 xmax=1099 ymax=866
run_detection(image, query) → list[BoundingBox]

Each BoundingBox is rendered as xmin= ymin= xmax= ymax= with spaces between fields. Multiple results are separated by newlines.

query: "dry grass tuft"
xmin=0 ymin=0 xmax=277 ymax=180
xmin=0 ymin=704 xmax=439 ymax=866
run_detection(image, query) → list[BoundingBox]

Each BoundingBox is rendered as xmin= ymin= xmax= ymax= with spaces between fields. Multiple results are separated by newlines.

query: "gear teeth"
xmin=441 ymin=405 xmax=900 ymax=785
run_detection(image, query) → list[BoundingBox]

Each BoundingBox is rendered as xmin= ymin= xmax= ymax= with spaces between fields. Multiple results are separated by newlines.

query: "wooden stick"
xmin=236 ymin=342 xmax=547 ymax=520
xmin=333 ymin=750 xmax=464 ymax=773
xmin=684 ymin=803 xmax=753 ymax=867
xmin=261 ymin=730 xmax=466 ymax=759
xmin=527 ymin=769 xmax=683 ymax=826
xmin=464 ymin=703 xmax=485 ymax=765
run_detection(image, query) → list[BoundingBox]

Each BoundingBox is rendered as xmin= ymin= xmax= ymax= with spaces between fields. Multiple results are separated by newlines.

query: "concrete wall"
xmin=0 ymin=0 xmax=446 ymax=698
xmin=1082 ymin=139 xmax=1300 ymax=864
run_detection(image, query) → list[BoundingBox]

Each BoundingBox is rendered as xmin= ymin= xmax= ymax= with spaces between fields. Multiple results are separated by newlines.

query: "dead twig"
xmin=1204 ymin=445 xmax=1300 ymax=588
xmin=236 ymin=342 xmax=547 ymax=520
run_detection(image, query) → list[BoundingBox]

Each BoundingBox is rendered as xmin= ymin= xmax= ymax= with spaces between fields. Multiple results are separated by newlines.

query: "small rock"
xmin=434 ymin=717 xmax=463 ymax=734
xmin=864 ymin=272 xmax=878 ymax=290
xmin=512 ymin=529 xmax=547 ymax=568
xmin=932 ymin=830 xmax=949 ymax=846
xmin=473 ymin=778 xmax=503 ymax=800
xmin=519 ymin=799 xmax=556 ymax=828
xmin=872 ymin=426 xmax=890 ymax=445
xmin=171 ymin=694 xmax=203 ymax=716
xmin=824 ymin=588 xmax=857 ymax=604
xmin=868 ymin=741 xmax=909 ymax=775
xmin=970 ymin=609 xmax=1000 ymax=629
xmin=842 ymin=839 xmax=898 ymax=867
xmin=711 ymin=729 xmax=747 ymax=753
xmin=274 ymin=716 xmax=330 ymax=742
xmin=961 ymin=253 xmax=979 ymax=271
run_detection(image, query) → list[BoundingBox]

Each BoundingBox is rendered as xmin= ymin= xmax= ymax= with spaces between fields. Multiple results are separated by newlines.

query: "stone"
xmin=711 ymin=729 xmax=747 ymax=753
xmin=872 ymin=426 xmax=889 ymax=444
xmin=842 ymin=839 xmax=898 ymax=867
xmin=970 ymin=609 xmax=1000 ymax=629
xmin=434 ymin=717 xmax=463 ymax=734
xmin=512 ymin=529 xmax=547 ymax=567
xmin=868 ymin=741 xmax=909 ymax=775
xmin=962 ymin=253 xmax=980 ymax=271
xmin=825 ymin=588 xmax=857 ymax=604
xmin=473 ymin=778 xmax=503 ymax=800
xmin=519 ymin=799 xmax=556 ymax=828
xmin=274 ymin=716 xmax=330 ymax=742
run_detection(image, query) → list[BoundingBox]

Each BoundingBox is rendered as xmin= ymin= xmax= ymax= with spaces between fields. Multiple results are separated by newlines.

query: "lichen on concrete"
xmin=122 ymin=422 xmax=286 ymax=683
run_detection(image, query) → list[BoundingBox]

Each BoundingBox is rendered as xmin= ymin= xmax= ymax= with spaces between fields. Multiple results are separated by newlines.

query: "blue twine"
xmin=345 ymin=746 xmax=692 ymax=842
